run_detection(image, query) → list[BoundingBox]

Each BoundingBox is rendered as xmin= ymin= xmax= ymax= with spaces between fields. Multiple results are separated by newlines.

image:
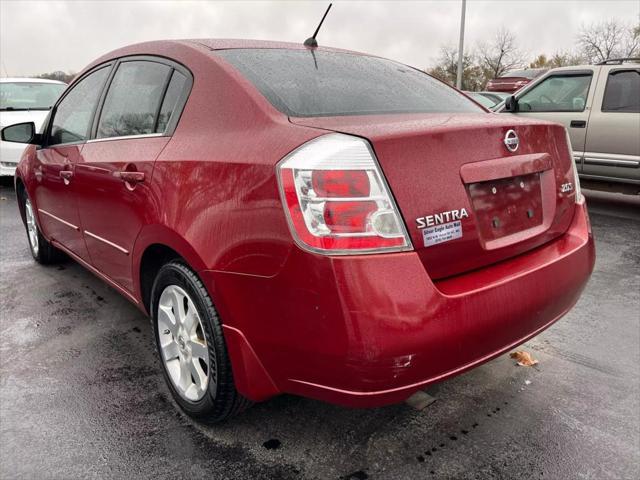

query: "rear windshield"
xmin=216 ymin=49 xmax=482 ymax=117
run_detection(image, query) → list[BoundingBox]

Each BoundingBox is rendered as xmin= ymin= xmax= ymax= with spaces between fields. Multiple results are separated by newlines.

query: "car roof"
xmin=91 ymin=38 xmax=370 ymax=66
xmin=0 ymin=77 xmax=66 ymax=84
xmin=185 ymin=38 xmax=365 ymax=55
xmin=543 ymin=62 xmax=639 ymax=73
xmin=80 ymin=39 xmax=391 ymax=81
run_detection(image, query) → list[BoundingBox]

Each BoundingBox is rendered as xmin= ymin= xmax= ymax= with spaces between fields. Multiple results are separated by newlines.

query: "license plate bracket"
xmin=467 ymin=173 xmax=543 ymax=244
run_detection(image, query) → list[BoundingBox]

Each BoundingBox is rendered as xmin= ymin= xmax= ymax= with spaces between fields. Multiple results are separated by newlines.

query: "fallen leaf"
xmin=510 ymin=350 xmax=539 ymax=367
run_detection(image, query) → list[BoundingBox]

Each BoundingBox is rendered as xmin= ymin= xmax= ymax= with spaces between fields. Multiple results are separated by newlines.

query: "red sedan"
xmin=486 ymin=68 xmax=547 ymax=93
xmin=3 ymin=40 xmax=594 ymax=422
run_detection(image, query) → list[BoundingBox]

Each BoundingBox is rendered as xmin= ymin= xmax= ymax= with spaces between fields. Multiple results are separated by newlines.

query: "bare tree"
xmin=622 ymin=21 xmax=640 ymax=58
xmin=477 ymin=28 xmax=525 ymax=80
xmin=427 ymin=46 xmax=466 ymax=84
xmin=577 ymin=19 xmax=639 ymax=63
xmin=426 ymin=46 xmax=484 ymax=91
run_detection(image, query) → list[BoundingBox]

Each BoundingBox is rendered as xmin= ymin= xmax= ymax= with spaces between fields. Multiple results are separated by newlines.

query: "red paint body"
xmin=15 ymin=40 xmax=595 ymax=407
xmin=486 ymin=76 xmax=533 ymax=93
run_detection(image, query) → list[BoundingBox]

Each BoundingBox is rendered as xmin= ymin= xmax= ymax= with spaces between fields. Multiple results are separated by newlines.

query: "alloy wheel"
xmin=24 ymin=199 xmax=39 ymax=256
xmin=157 ymin=285 xmax=212 ymax=401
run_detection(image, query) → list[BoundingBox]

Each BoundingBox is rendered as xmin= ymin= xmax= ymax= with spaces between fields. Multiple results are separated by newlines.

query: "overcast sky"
xmin=0 ymin=0 xmax=637 ymax=76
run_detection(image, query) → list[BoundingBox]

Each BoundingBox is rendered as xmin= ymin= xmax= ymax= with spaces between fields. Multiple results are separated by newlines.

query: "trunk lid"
xmin=291 ymin=113 xmax=577 ymax=279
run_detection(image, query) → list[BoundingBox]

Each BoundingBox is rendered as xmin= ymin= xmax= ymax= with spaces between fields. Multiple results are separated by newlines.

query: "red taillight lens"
xmin=277 ymin=134 xmax=412 ymax=255
xmin=312 ymin=170 xmax=370 ymax=197
xmin=323 ymin=201 xmax=377 ymax=233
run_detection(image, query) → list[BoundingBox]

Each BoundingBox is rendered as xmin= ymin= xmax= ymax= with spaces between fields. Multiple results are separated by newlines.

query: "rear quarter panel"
xmin=130 ymin=46 xmax=322 ymax=300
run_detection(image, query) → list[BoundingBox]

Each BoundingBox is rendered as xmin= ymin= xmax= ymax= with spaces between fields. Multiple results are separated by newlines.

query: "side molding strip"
xmin=38 ymin=209 xmax=80 ymax=231
xmin=84 ymin=230 xmax=129 ymax=255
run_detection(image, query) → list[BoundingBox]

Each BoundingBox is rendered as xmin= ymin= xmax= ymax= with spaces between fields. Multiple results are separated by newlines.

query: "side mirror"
xmin=504 ymin=95 xmax=519 ymax=113
xmin=1 ymin=122 xmax=39 ymax=144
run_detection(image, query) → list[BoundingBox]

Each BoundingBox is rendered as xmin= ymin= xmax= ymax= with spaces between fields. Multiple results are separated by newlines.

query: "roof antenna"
xmin=304 ymin=3 xmax=332 ymax=48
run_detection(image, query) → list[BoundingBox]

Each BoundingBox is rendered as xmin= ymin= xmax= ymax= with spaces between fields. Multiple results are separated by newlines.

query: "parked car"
xmin=486 ymin=68 xmax=547 ymax=93
xmin=464 ymin=91 xmax=510 ymax=110
xmin=499 ymin=59 xmax=640 ymax=193
xmin=3 ymin=39 xmax=595 ymax=422
xmin=0 ymin=78 xmax=66 ymax=176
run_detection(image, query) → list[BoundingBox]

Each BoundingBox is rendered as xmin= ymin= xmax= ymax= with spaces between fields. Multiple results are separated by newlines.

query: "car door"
xmin=33 ymin=66 xmax=111 ymax=260
xmin=582 ymin=67 xmax=640 ymax=183
xmin=75 ymin=58 xmax=190 ymax=293
xmin=511 ymin=68 xmax=600 ymax=173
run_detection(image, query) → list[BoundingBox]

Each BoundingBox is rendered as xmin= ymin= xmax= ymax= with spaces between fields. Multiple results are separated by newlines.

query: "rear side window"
xmin=156 ymin=70 xmax=188 ymax=133
xmin=602 ymin=69 xmax=640 ymax=113
xmin=49 ymin=67 xmax=109 ymax=146
xmin=97 ymin=61 xmax=171 ymax=138
xmin=216 ymin=49 xmax=481 ymax=117
xmin=518 ymin=73 xmax=592 ymax=112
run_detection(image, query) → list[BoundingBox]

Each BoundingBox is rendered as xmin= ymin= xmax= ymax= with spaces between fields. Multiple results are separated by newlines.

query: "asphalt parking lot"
xmin=0 ymin=177 xmax=638 ymax=480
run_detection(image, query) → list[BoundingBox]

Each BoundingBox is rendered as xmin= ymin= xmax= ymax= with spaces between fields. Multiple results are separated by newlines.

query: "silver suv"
xmin=500 ymin=59 xmax=639 ymax=194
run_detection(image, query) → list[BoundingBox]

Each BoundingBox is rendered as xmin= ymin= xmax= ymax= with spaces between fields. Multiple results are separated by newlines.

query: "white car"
xmin=0 ymin=78 xmax=67 ymax=176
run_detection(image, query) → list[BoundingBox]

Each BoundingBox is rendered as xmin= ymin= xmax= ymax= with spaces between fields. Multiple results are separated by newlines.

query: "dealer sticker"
xmin=422 ymin=220 xmax=463 ymax=247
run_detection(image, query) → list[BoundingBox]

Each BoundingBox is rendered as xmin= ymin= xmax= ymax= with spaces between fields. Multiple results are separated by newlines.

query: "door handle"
xmin=59 ymin=170 xmax=73 ymax=184
xmin=114 ymin=171 xmax=145 ymax=184
xmin=570 ymin=120 xmax=586 ymax=128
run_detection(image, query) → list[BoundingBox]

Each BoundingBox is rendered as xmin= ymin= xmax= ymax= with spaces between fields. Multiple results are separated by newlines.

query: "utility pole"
xmin=456 ymin=0 xmax=467 ymax=89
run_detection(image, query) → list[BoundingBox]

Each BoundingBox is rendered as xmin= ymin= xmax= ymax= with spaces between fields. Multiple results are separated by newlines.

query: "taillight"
xmin=277 ymin=133 xmax=413 ymax=255
xmin=564 ymin=128 xmax=583 ymax=203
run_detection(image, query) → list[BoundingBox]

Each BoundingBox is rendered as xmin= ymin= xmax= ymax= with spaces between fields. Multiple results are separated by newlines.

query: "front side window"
xmin=49 ymin=67 xmax=110 ymax=146
xmin=602 ymin=69 xmax=640 ymax=113
xmin=216 ymin=49 xmax=482 ymax=117
xmin=97 ymin=61 xmax=172 ymax=138
xmin=518 ymin=73 xmax=592 ymax=112
xmin=0 ymin=82 xmax=66 ymax=111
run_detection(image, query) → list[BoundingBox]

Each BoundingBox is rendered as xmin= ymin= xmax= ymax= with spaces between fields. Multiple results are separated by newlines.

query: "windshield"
xmin=0 ymin=82 xmax=67 ymax=111
xmin=467 ymin=92 xmax=496 ymax=108
xmin=216 ymin=49 xmax=482 ymax=117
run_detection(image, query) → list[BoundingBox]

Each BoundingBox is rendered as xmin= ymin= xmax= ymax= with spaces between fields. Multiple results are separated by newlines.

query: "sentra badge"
xmin=416 ymin=208 xmax=469 ymax=229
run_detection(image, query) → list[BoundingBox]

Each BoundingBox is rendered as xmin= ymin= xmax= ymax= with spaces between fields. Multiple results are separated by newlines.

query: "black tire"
xmin=150 ymin=261 xmax=252 ymax=423
xmin=19 ymin=190 xmax=64 ymax=265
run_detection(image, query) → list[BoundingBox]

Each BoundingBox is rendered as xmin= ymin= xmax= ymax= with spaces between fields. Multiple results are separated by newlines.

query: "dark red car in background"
xmin=3 ymin=40 xmax=594 ymax=422
xmin=486 ymin=68 xmax=548 ymax=93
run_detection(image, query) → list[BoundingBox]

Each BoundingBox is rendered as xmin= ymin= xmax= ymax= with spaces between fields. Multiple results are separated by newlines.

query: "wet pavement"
xmin=1 ymin=177 xmax=638 ymax=480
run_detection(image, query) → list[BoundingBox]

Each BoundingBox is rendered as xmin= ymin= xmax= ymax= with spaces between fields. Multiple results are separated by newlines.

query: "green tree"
xmin=529 ymin=52 xmax=586 ymax=69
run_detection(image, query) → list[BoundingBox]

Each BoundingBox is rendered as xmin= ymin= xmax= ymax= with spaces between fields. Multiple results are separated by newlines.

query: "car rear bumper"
xmin=0 ymin=163 xmax=17 ymax=176
xmin=0 ymin=141 xmax=25 ymax=176
xmin=206 ymin=201 xmax=594 ymax=407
